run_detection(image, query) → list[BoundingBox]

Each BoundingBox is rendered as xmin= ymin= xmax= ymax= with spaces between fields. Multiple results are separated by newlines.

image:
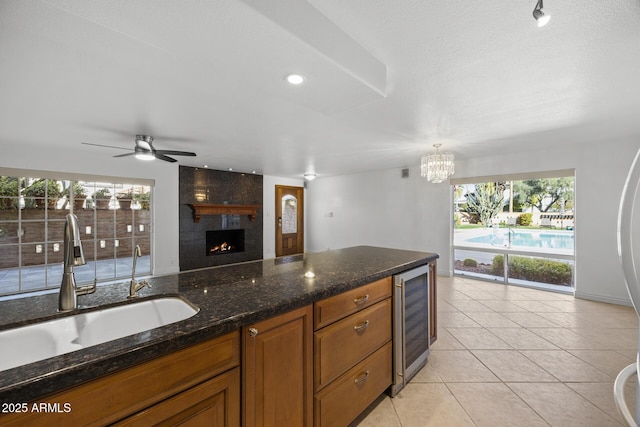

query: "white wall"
xmin=262 ymin=175 xmax=305 ymax=259
xmin=305 ymin=167 xmax=452 ymax=272
xmin=303 ymin=140 xmax=640 ymax=306
xmin=1 ymin=145 xmax=180 ymax=275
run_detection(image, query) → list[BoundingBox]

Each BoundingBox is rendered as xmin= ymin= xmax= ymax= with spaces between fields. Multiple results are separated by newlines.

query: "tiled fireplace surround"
xmin=179 ymin=166 xmax=263 ymax=271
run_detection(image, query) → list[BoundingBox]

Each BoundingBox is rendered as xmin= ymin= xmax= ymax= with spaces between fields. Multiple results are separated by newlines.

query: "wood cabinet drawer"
xmin=314 ymin=341 xmax=392 ymax=427
xmin=314 ymin=298 xmax=391 ymax=391
xmin=314 ymin=277 xmax=391 ymax=330
xmin=114 ymin=367 xmax=240 ymax=426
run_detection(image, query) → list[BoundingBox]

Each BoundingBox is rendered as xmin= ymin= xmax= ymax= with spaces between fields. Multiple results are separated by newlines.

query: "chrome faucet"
xmin=59 ymin=213 xmax=96 ymax=312
xmin=129 ymin=244 xmax=151 ymax=298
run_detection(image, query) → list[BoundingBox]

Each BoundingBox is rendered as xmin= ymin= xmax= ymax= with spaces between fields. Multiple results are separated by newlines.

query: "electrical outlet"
xmin=35 ymin=244 xmax=43 ymax=254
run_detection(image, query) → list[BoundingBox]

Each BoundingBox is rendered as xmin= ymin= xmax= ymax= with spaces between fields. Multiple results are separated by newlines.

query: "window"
xmin=0 ymin=171 xmax=153 ymax=297
xmin=452 ymin=170 xmax=575 ymax=292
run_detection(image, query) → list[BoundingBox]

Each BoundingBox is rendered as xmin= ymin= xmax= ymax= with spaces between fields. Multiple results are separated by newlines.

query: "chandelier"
xmin=421 ymin=144 xmax=455 ymax=183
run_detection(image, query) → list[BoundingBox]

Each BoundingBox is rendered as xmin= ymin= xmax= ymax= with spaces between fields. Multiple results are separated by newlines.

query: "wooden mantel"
xmin=188 ymin=203 xmax=261 ymax=223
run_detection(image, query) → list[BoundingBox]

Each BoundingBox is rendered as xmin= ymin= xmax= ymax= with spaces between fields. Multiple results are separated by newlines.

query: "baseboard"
xmin=574 ymin=290 xmax=633 ymax=307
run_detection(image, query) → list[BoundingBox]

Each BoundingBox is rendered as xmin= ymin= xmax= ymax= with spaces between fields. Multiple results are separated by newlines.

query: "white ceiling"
xmin=1 ymin=0 xmax=639 ymax=179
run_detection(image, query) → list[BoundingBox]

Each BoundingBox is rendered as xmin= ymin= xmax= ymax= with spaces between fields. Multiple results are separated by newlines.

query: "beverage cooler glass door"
xmin=391 ymin=264 xmax=430 ymax=396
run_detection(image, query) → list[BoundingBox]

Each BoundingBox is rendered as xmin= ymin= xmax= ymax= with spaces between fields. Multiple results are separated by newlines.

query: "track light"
xmin=533 ymin=0 xmax=550 ymax=27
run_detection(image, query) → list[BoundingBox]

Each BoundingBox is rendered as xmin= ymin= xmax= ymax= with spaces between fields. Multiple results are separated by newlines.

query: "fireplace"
xmin=206 ymin=229 xmax=245 ymax=256
xmin=179 ymin=166 xmax=263 ymax=270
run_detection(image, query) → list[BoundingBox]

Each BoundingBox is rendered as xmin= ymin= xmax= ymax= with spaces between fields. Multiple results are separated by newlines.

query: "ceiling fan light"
xmin=135 ymin=152 xmax=155 ymax=161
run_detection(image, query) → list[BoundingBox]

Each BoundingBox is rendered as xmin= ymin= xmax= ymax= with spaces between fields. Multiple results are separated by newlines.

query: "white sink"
xmin=0 ymin=297 xmax=199 ymax=372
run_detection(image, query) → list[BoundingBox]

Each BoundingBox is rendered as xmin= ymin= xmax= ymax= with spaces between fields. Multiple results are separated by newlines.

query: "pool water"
xmin=466 ymin=230 xmax=574 ymax=250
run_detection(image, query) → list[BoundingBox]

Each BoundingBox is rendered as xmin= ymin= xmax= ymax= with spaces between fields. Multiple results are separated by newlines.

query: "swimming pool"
xmin=465 ymin=230 xmax=574 ymax=250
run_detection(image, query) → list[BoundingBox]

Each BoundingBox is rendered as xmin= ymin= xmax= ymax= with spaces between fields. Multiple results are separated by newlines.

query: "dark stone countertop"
xmin=0 ymin=246 xmax=438 ymax=403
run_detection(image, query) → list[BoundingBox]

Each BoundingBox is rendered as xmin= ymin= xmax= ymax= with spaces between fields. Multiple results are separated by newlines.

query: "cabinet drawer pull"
xmin=248 ymin=327 xmax=259 ymax=338
xmin=353 ymin=294 xmax=370 ymax=305
xmin=353 ymin=320 xmax=370 ymax=331
xmin=354 ymin=370 xmax=370 ymax=384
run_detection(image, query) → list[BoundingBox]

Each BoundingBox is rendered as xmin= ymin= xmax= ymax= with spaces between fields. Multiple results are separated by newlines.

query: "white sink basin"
xmin=0 ymin=297 xmax=199 ymax=372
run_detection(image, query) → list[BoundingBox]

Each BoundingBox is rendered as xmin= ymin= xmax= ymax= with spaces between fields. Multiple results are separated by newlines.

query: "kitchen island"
xmin=0 ymin=246 xmax=438 ymax=425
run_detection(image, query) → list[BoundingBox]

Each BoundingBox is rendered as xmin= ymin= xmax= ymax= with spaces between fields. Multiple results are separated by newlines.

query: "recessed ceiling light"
xmin=285 ymin=74 xmax=306 ymax=85
xmin=228 ymin=168 xmax=233 ymax=171
xmin=203 ymin=165 xmax=209 ymax=168
xmin=304 ymin=173 xmax=317 ymax=180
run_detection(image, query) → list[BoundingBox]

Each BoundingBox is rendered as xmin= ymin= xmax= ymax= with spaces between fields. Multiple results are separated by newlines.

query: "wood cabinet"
xmin=0 ymin=331 xmax=240 ymax=427
xmin=0 ymin=263 xmax=435 ymax=427
xmin=313 ymin=277 xmax=393 ymax=427
xmin=242 ymin=305 xmax=313 ymax=427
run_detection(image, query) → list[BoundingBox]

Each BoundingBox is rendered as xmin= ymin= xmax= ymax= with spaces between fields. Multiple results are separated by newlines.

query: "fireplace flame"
xmin=209 ymin=241 xmax=236 ymax=254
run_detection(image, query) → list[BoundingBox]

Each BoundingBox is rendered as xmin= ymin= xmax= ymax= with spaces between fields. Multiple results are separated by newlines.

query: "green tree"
xmin=465 ymin=182 xmax=506 ymax=226
xmin=514 ymin=178 xmax=574 ymax=212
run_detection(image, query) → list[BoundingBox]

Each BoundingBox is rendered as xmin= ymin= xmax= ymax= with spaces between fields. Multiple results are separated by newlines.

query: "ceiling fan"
xmin=82 ymin=135 xmax=196 ymax=163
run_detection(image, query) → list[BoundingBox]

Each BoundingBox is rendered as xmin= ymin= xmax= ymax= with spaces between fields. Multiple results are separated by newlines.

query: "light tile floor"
xmin=355 ymin=275 xmax=639 ymax=427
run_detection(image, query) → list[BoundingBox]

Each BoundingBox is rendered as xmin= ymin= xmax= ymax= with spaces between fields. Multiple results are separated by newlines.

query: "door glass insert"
xmin=281 ymin=195 xmax=297 ymax=234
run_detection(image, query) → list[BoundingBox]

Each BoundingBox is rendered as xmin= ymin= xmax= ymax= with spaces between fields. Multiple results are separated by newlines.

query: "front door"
xmin=275 ymin=185 xmax=304 ymax=257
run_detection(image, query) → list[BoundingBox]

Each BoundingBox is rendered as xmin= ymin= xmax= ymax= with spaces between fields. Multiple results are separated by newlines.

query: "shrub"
xmin=23 ymin=179 xmax=61 ymax=198
xmin=0 ymin=176 xmax=19 ymax=209
xmin=23 ymin=179 xmax=61 ymax=209
xmin=462 ymin=258 xmax=478 ymax=267
xmin=135 ymin=192 xmax=150 ymax=210
xmin=93 ymin=188 xmax=111 ymax=199
xmin=491 ymin=255 xmax=504 ymax=276
xmin=491 ymin=254 xmax=572 ymax=286
xmin=517 ymin=213 xmax=532 ymax=226
xmin=0 ymin=176 xmax=19 ymax=197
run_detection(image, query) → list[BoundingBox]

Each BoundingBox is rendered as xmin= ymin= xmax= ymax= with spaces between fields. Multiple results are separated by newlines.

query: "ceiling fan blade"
xmin=82 ymin=142 xmax=133 ymax=151
xmin=113 ymin=152 xmax=137 ymax=158
xmin=155 ymin=153 xmax=178 ymax=163
xmin=152 ymin=135 xmax=196 ymax=143
xmin=155 ymin=150 xmax=197 ymax=157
